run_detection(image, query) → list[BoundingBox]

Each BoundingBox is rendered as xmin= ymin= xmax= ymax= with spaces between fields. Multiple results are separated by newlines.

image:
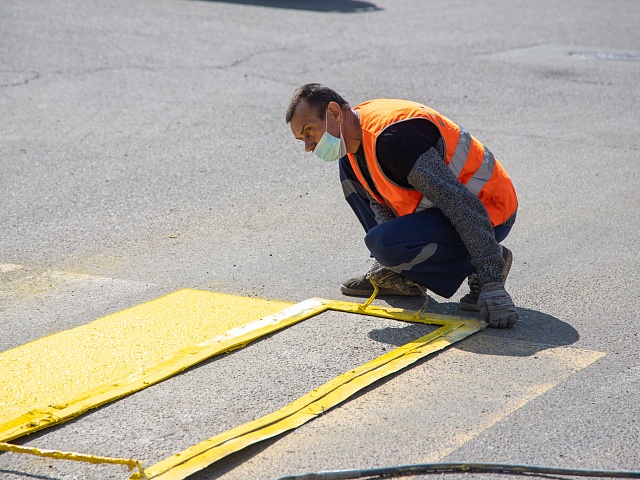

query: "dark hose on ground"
xmin=275 ymin=462 xmax=640 ymax=480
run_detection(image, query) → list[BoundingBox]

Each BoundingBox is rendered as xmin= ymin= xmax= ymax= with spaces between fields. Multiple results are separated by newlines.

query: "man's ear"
xmin=327 ymin=101 xmax=344 ymax=125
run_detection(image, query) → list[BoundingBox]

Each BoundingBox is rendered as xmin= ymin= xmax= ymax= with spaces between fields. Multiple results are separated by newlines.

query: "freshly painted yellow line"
xmin=141 ymin=299 xmax=485 ymax=480
xmin=0 ymin=289 xmax=292 ymax=442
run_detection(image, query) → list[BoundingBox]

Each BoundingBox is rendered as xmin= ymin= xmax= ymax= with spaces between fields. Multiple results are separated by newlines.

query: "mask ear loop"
xmin=329 ymin=108 xmax=344 ymax=146
xmin=326 ymin=108 xmax=340 ymax=137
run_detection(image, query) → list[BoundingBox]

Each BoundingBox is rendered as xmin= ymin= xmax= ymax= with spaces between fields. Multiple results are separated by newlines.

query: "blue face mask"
xmin=313 ymin=112 xmax=347 ymax=162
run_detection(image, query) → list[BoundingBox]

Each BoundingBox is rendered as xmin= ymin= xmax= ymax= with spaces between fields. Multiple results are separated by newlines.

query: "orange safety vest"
xmin=347 ymin=99 xmax=518 ymax=227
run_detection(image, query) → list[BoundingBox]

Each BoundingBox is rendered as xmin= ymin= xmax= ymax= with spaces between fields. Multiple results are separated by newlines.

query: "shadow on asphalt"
xmin=190 ymin=0 xmax=382 ymax=13
xmin=0 ymin=469 xmax=60 ymax=480
xmin=367 ymin=295 xmax=580 ymax=357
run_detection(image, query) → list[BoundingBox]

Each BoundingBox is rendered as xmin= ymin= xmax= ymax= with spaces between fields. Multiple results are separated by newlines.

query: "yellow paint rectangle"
xmin=1 ymin=289 xmax=490 ymax=480
xmin=0 ymin=289 xmax=292 ymax=441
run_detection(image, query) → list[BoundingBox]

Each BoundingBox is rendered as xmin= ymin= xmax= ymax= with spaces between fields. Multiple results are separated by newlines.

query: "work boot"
xmin=460 ymin=245 xmax=513 ymax=312
xmin=341 ymin=271 xmax=422 ymax=297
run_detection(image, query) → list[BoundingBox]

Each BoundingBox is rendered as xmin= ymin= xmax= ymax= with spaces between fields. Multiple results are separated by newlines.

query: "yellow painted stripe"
xmin=142 ymin=300 xmax=485 ymax=480
xmin=0 ymin=289 xmax=292 ymax=442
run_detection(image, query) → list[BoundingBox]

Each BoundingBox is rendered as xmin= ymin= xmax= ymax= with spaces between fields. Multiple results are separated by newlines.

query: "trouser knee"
xmin=364 ymin=225 xmax=395 ymax=267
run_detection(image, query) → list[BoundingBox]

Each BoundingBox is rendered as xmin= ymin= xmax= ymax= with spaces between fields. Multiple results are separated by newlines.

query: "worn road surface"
xmin=1 ymin=1 xmax=639 ymax=479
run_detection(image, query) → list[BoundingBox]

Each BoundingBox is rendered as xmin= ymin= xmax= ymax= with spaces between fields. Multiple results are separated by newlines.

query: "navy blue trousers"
xmin=339 ymin=157 xmax=512 ymax=298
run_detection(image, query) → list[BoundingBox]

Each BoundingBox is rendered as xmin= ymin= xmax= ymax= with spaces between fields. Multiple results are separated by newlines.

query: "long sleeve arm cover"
xmin=407 ymin=148 xmax=504 ymax=285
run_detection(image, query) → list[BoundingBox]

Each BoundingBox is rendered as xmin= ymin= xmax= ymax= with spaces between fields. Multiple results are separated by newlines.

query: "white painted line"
xmin=0 ymin=264 xmax=24 ymax=273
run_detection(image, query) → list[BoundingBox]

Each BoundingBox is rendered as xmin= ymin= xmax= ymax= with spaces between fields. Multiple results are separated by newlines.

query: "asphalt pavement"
xmin=1 ymin=0 xmax=639 ymax=479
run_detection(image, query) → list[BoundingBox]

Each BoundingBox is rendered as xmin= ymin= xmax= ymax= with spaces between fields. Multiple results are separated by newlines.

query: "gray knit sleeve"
xmin=367 ymin=192 xmax=397 ymax=224
xmin=407 ymin=148 xmax=504 ymax=285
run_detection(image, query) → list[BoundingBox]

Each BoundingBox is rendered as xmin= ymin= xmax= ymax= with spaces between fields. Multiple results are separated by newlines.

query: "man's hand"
xmin=477 ymin=282 xmax=518 ymax=328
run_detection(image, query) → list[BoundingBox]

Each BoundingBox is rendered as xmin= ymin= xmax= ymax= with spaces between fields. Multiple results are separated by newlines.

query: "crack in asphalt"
xmin=1 ymin=46 xmax=291 ymax=87
xmin=0 ymin=71 xmax=41 ymax=88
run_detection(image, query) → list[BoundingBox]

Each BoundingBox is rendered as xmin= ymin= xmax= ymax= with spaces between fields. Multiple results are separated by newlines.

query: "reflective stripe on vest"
xmin=347 ymin=99 xmax=518 ymax=226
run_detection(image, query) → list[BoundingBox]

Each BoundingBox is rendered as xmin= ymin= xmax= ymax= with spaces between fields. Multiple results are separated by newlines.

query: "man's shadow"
xmin=190 ymin=0 xmax=382 ymax=13
xmin=366 ymin=296 xmax=579 ymax=357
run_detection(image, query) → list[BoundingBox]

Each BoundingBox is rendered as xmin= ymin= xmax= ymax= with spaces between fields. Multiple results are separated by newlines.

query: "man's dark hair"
xmin=285 ymin=83 xmax=350 ymax=124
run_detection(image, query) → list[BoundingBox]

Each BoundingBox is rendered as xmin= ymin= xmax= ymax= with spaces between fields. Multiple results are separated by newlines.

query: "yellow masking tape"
xmin=0 ymin=441 xmax=145 ymax=477
xmin=0 ymin=289 xmax=292 ymax=442
xmin=141 ymin=299 xmax=485 ymax=480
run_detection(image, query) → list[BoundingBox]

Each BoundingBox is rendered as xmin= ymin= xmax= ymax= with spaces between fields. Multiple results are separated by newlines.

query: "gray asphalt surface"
xmin=1 ymin=0 xmax=639 ymax=479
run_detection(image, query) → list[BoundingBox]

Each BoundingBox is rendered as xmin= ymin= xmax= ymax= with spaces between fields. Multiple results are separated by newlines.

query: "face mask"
xmin=313 ymin=112 xmax=347 ymax=162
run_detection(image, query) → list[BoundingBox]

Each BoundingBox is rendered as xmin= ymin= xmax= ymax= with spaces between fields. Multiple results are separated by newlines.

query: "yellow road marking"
xmin=0 ymin=289 xmax=292 ymax=441
xmin=6 ymin=287 xmax=597 ymax=480
xmin=0 ymin=441 xmax=145 ymax=477
xmin=0 ymin=293 xmax=485 ymax=480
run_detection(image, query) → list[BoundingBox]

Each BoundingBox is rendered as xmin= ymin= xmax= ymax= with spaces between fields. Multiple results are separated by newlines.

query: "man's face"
xmin=290 ymin=100 xmax=340 ymax=153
